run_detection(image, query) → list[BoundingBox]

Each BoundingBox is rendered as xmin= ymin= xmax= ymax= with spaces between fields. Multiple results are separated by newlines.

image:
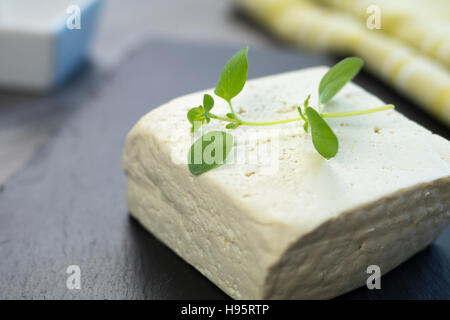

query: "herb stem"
xmin=209 ymin=114 xmax=233 ymax=122
xmin=227 ymin=101 xmax=238 ymax=117
xmin=209 ymin=104 xmax=394 ymax=128
xmin=210 ymin=113 xmax=304 ymax=126
xmin=321 ymin=105 xmax=394 ymax=118
xmin=240 ymin=118 xmax=302 ymax=126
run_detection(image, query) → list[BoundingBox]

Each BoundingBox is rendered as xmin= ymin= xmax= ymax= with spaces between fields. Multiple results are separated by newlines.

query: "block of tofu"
xmin=123 ymin=67 xmax=450 ymax=299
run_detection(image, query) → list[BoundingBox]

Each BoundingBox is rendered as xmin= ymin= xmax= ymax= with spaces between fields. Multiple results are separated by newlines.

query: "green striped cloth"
xmin=233 ymin=0 xmax=450 ymax=126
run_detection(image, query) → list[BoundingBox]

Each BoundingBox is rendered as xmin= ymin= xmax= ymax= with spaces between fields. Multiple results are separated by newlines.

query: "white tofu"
xmin=123 ymin=67 xmax=450 ymax=299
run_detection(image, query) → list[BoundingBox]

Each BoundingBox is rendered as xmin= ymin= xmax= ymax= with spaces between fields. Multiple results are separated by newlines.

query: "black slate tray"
xmin=0 ymin=40 xmax=449 ymax=299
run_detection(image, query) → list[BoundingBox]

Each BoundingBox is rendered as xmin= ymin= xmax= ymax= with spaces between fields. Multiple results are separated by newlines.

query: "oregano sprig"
xmin=187 ymin=48 xmax=395 ymax=175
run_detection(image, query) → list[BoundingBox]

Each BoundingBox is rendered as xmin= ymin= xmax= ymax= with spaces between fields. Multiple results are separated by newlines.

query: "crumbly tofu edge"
xmin=263 ymin=176 xmax=450 ymax=299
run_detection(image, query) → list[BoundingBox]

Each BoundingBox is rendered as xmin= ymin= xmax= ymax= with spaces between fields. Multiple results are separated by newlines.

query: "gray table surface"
xmin=0 ymin=0 xmax=269 ymax=185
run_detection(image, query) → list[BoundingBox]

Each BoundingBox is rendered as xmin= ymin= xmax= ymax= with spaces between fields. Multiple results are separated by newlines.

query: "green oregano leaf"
xmin=187 ymin=106 xmax=204 ymax=122
xmin=188 ymin=131 xmax=234 ymax=175
xmin=226 ymin=122 xmax=240 ymax=129
xmin=203 ymin=94 xmax=214 ymax=112
xmin=319 ymin=57 xmax=363 ymax=105
xmin=214 ymin=47 xmax=248 ymax=102
xmin=305 ymin=107 xmax=338 ymax=159
xmin=297 ymin=106 xmax=308 ymax=132
xmin=187 ymin=106 xmax=205 ymax=132
xmin=304 ymin=94 xmax=311 ymax=108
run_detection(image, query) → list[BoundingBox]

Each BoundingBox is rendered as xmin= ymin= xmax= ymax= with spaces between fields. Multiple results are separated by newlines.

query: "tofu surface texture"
xmin=123 ymin=66 xmax=450 ymax=299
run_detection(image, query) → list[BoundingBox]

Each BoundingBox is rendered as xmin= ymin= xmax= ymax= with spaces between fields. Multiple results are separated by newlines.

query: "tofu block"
xmin=123 ymin=67 xmax=450 ymax=299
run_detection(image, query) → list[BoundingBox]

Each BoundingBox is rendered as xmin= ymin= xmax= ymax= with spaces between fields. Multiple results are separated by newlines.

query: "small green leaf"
xmin=319 ymin=57 xmax=363 ymax=104
xmin=297 ymin=106 xmax=308 ymax=132
xmin=187 ymin=106 xmax=205 ymax=132
xmin=203 ymin=94 xmax=214 ymax=112
xmin=297 ymin=106 xmax=305 ymax=120
xmin=226 ymin=113 xmax=237 ymax=119
xmin=226 ymin=122 xmax=239 ymax=129
xmin=304 ymin=94 xmax=311 ymax=108
xmin=187 ymin=106 xmax=204 ymax=123
xmin=188 ymin=131 xmax=234 ymax=175
xmin=305 ymin=107 xmax=338 ymax=159
xmin=214 ymin=47 xmax=249 ymax=102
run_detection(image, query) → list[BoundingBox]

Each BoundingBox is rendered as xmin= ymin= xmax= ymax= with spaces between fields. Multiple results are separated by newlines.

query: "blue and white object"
xmin=0 ymin=0 xmax=102 ymax=91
